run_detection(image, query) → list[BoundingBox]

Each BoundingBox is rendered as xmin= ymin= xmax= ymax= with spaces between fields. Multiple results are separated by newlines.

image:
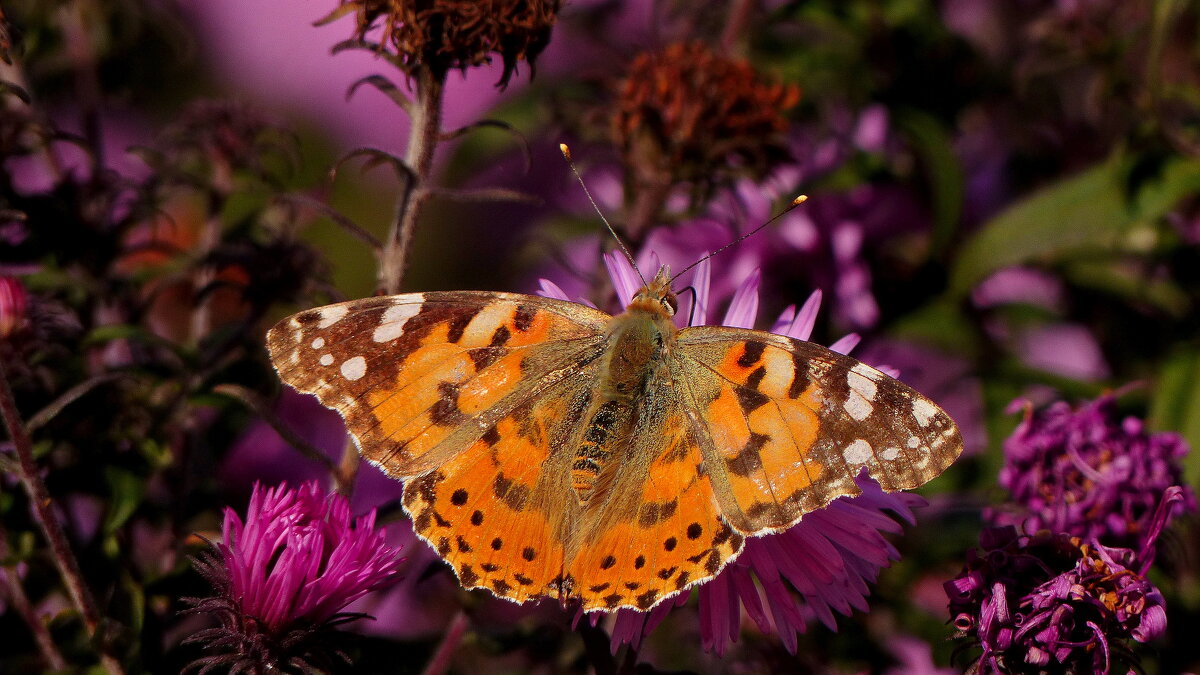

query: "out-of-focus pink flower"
xmin=184 ymin=481 xmax=402 ymax=673
xmin=0 ymin=276 xmax=28 ymax=338
xmin=544 ymin=252 xmax=926 ymax=656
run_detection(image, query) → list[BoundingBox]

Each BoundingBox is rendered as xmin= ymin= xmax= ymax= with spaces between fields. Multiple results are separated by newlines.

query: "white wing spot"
xmin=319 ymin=354 xmax=334 ymax=366
xmin=844 ymin=392 xmax=873 ymax=421
xmin=849 ymin=364 xmax=880 ymax=398
xmin=317 ymin=305 xmax=349 ymax=329
xmin=844 ymin=366 xmax=879 ymax=421
xmin=907 ymin=436 xmax=920 ymax=448
xmin=341 ymin=356 xmax=367 ymax=381
xmin=842 ymin=439 xmax=873 ymax=465
xmin=880 ymin=446 xmax=901 ymax=461
xmin=912 ymin=399 xmax=938 ymax=427
xmin=311 ymin=337 xmax=325 ymax=349
xmin=374 ymin=297 xmax=424 ymax=343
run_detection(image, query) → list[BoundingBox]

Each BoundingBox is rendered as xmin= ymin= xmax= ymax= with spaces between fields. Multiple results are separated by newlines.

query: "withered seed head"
xmin=340 ymin=0 xmax=562 ymax=87
xmin=612 ymin=42 xmax=800 ymax=190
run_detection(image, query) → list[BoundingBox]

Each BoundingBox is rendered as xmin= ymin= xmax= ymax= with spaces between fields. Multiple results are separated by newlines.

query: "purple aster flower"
xmin=184 ymin=481 xmax=403 ymax=673
xmin=543 ymin=251 xmax=925 ymax=656
xmin=986 ymin=393 xmax=1197 ymax=551
xmin=945 ymin=500 xmax=1181 ymax=675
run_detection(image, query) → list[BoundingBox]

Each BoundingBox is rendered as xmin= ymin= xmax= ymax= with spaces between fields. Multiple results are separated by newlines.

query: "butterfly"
xmin=266 ymin=266 xmax=962 ymax=612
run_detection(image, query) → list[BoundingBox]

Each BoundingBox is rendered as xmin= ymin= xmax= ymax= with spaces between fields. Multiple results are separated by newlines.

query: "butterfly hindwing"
xmin=676 ymin=327 xmax=962 ymax=534
xmin=266 ymin=292 xmax=610 ymax=476
xmin=565 ymin=378 xmax=746 ymax=611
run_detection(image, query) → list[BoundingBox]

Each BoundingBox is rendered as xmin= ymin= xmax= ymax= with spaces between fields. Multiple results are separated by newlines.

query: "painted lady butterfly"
xmin=267 ymin=267 xmax=962 ymax=612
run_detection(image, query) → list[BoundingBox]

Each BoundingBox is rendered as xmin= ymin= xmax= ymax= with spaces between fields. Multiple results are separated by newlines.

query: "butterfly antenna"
xmin=559 ymin=143 xmax=647 ymax=287
xmin=672 ymin=194 xmax=809 ymax=283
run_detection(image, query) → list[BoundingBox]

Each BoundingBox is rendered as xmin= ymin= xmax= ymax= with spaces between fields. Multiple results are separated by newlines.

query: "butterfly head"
xmin=628 ymin=266 xmax=678 ymax=317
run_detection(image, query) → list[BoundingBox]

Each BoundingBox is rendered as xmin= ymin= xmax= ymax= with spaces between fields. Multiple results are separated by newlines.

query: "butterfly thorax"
xmin=570 ymin=268 xmax=679 ymax=504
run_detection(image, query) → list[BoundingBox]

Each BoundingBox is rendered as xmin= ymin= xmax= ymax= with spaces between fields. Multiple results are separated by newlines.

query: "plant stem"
xmin=0 ymin=519 xmax=67 ymax=670
xmin=419 ymin=609 xmax=469 ymax=675
xmin=0 ymin=361 xmax=123 ymax=674
xmin=380 ymin=66 xmax=445 ymax=294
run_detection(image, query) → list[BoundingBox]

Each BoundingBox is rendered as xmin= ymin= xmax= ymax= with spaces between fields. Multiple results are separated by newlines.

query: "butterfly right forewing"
xmin=675 ymin=327 xmax=962 ymax=535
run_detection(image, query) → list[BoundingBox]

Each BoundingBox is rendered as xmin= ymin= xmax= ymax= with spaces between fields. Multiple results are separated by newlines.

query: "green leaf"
xmin=949 ymin=155 xmax=1200 ymax=295
xmin=1148 ymin=346 xmax=1200 ymax=489
xmin=895 ymin=109 xmax=963 ymax=258
xmin=102 ymin=467 xmax=145 ymax=536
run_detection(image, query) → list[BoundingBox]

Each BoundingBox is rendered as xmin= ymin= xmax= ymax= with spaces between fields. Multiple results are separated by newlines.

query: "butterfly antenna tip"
xmin=558 ymin=141 xmax=645 ymax=286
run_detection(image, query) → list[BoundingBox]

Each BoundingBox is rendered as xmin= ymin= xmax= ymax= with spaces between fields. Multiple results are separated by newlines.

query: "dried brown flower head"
xmin=339 ymin=0 xmax=561 ymax=87
xmin=613 ymin=42 xmax=800 ymax=194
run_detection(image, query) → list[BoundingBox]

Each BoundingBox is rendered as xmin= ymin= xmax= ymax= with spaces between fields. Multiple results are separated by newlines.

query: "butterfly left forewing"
xmin=267 ymin=292 xmax=610 ymax=476
xmin=675 ymin=327 xmax=962 ymax=535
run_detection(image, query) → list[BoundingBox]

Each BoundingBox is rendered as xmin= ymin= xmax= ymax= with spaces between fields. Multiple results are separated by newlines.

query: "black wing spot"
xmin=456 ymin=536 xmax=472 ymax=552
xmin=634 ymin=555 xmax=646 ymax=569
xmin=727 ymin=432 xmax=768 ymax=477
xmin=737 ymin=342 xmax=765 ymax=367
xmin=687 ymin=523 xmax=703 ymax=539
xmin=663 ymin=537 xmax=677 ymax=552
xmin=636 ymin=589 xmax=660 ymax=610
xmin=514 ymin=304 xmax=536 ymax=331
xmin=470 ymin=510 xmax=484 ymax=526
xmin=451 ymin=489 xmax=469 ymax=506
xmin=522 ymin=547 xmax=537 ymax=561
xmin=600 ymin=555 xmax=617 ymax=570
xmin=459 ymin=564 xmax=479 ymax=586
xmin=657 ymin=566 xmax=678 ymax=580
xmin=491 ymin=537 xmax=504 ymax=550
xmin=735 ymin=385 xmax=770 ymax=414
xmin=492 ymin=579 xmax=512 ymax=595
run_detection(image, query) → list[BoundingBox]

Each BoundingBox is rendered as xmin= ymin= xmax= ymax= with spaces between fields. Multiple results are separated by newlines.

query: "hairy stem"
xmin=0 ymin=362 xmax=123 ymax=674
xmin=420 ymin=609 xmax=470 ymax=675
xmin=380 ymin=66 xmax=445 ymax=294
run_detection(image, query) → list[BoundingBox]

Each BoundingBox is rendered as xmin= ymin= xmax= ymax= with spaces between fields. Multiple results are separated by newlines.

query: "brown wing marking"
xmin=266 ymin=293 xmax=608 ymax=476
xmin=676 ymin=327 xmax=963 ymax=535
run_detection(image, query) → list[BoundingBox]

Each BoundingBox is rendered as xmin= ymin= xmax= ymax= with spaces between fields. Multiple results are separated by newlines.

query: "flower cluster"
xmin=988 ymin=393 xmax=1196 ymax=551
xmin=333 ymin=0 xmax=561 ymax=86
xmin=945 ymin=524 xmax=1169 ymax=673
xmin=611 ymin=42 xmax=799 ymax=233
xmin=184 ymin=482 xmax=403 ymax=673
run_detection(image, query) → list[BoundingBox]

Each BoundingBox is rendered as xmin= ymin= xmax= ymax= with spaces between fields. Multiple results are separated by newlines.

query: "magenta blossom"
xmin=987 ymin=393 xmax=1196 ymax=552
xmin=542 ymin=252 xmax=924 ymax=655
xmin=184 ymin=481 xmax=403 ymax=673
xmin=945 ymin=494 xmax=1179 ymax=675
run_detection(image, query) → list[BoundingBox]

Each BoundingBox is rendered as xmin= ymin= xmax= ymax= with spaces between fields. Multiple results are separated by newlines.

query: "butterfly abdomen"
xmin=570 ymin=310 xmax=674 ymax=503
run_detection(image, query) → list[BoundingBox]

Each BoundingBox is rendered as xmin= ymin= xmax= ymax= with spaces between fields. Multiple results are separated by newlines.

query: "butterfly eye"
xmin=661 ymin=292 xmax=678 ymax=316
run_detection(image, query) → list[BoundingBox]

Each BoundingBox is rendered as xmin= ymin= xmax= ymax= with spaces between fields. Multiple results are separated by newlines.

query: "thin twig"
xmin=420 ymin=609 xmax=470 ymax=675
xmin=0 ymin=361 xmax=124 ymax=674
xmin=212 ymin=384 xmax=339 ymax=477
xmin=26 ymin=373 xmax=123 ymax=432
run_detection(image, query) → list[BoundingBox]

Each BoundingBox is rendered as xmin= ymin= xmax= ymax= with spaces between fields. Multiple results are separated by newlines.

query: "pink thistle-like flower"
xmin=986 ymin=393 xmax=1196 ymax=552
xmin=184 ymin=481 xmax=403 ymax=673
xmin=541 ymin=252 xmax=924 ymax=655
